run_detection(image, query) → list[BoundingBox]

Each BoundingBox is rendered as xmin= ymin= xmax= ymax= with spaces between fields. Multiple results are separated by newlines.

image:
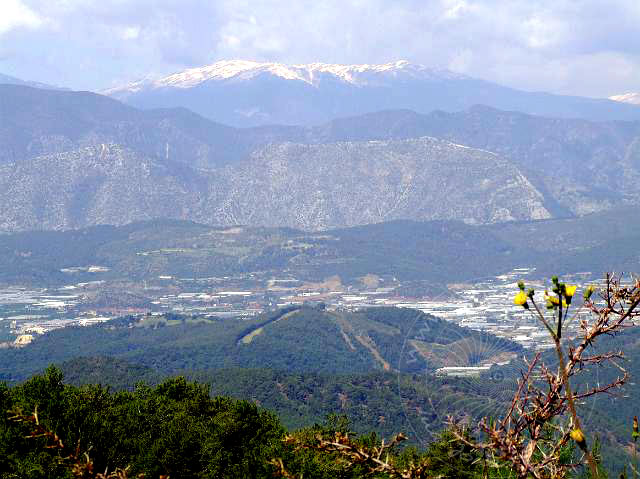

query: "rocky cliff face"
xmin=0 ymin=139 xmax=550 ymax=232
xmin=209 ymin=138 xmax=550 ymax=230
xmin=0 ymin=145 xmax=206 ymax=231
xmin=277 ymin=107 xmax=640 ymax=216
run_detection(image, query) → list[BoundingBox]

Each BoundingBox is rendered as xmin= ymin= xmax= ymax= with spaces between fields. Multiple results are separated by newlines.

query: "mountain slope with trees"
xmin=0 ymin=137 xmax=551 ymax=231
xmin=5 ymin=86 xmax=640 ymax=230
xmin=0 ymin=307 xmax=521 ymax=382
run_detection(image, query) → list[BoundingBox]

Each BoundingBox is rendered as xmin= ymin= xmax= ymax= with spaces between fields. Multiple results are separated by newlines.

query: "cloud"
xmin=0 ymin=0 xmax=639 ymax=97
xmin=0 ymin=0 xmax=227 ymax=88
xmin=207 ymin=0 xmax=640 ymax=96
xmin=0 ymin=0 xmax=44 ymax=34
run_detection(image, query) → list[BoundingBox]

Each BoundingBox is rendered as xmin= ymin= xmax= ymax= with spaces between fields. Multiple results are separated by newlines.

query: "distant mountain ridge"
xmin=0 ymin=84 xmax=263 ymax=168
xmin=105 ymin=59 xmax=640 ymax=126
xmin=104 ymin=59 xmax=466 ymax=92
xmin=292 ymin=107 xmax=640 ymax=215
xmin=0 ymin=72 xmax=66 ymax=91
xmin=3 ymin=85 xmax=640 ymax=230
xmin=0 ymin=137 xmax=550 ymax=231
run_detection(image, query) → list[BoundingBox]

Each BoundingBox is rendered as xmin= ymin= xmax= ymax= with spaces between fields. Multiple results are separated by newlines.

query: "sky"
xmin=1 ymin=0 xmax=639 ymax=97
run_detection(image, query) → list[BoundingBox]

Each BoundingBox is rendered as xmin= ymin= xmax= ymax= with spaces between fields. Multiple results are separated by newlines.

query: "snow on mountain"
xmin=102 ymin=60 xmax=640 ymax=127
xmin=609 ymin=92 xmax=640 ymax=105
xmin=104 ymin=60 xmax=465 ymax=94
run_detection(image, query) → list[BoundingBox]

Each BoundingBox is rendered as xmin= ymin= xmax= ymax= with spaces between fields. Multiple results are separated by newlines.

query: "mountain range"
xmin=105 ymin=60 xmax=640 ymax=126
xmin=0 ymin=139 xmax=551 ymax=231
xmin=3 ymin=83 xmax=640 ymax=231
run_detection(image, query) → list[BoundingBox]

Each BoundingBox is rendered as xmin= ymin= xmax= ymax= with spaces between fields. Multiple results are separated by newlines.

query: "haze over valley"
xmin=2 ymin=2 xmax=640 ymax=476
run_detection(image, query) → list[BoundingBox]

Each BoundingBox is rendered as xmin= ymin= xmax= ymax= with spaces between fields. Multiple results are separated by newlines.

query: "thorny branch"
xmin=8 ymin=407 xmax=160 ymax=479
xmin=450 ymin=274 xmax=640 ymax=479
xmin=271 ymin=431 xmax=439 ymax=479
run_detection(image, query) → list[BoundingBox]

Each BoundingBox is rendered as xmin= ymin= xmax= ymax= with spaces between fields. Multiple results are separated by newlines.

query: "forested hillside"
xmin=1 ymin=366 xmax=502 ymax=478
xmin=0 ymin=307 xmax=520 ymax=381
xmin=1 ymin=213 xmax=640 ymax=287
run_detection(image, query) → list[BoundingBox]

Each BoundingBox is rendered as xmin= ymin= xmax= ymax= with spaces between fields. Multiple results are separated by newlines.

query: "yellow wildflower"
xmin=570 ymin=428 xmax=587 ymax=450
xmin=514 ymin=291 xmax=528 ymax=306
xmin=545 ymin=291 xmax=567 ymax=308
xmin=565 ymin=285 xmax=577 ymax=297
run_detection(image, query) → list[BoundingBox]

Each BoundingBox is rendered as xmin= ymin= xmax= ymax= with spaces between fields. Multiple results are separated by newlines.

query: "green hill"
xmin=0 ymin=307 xmax=521 ymax=382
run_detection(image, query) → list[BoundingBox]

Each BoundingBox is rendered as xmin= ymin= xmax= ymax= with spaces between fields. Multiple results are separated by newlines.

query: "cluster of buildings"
xmin=0 ymin=285 xmax=112 ymax=347
xmin=0 ymin=266 xmax=600 ymax=354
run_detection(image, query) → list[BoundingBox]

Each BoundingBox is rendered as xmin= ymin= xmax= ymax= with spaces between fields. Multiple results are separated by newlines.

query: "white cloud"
xmin=1 ymin=0 xmax=640 ymax=97
xmin=0 ymin=0 xmax=44 ymax=34
xmin=120 ymin=26 xmax=140 ymax=40
xmin=441 ymin=0 xmax=470 ymax=20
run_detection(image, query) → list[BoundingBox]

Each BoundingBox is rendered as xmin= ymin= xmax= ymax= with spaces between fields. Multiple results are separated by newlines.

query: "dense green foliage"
xmin=1 ymin=367 xmax=495 ymax=478
xmin=2 ymin=305 xmax=638 ymax=476
xmin=50 ymin=325 xmax=640 ymax=476
xmin=1 ymin=306 xmax=636 ymax=476
xmin=1 ymin=367 xmax=284 ymax=478
xmin=0 ymin=307 xmax=520 ymax=382
xmin=58 ymin=357 xmax=505 ymax=445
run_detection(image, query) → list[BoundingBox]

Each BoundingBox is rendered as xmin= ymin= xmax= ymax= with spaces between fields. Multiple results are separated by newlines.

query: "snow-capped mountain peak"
xmin=105 ymin=59 xmax=466 ymax=95
xmin=609 ymin=92 xmax=640 ymax=105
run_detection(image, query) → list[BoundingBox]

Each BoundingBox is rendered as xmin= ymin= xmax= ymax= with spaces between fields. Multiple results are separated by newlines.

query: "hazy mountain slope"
xmin=0 ymin=144 xmax=211 ymax=231
xmin=290 ymin=107 xmax=640 ymax=215
xmin=4 ymin=85 xmax=640 ymax=230
xmin=213 ymin=138 xmax=551 ymax=229
xmin=105 ymin=60 xmax=640 ymax=126
xmin=0 ymin=137 xmax=550 ymax=232
xmin=0 ymin=72 xmax=64 ymax=90
xmin=0 ymin=84 xmax=256 ymax=168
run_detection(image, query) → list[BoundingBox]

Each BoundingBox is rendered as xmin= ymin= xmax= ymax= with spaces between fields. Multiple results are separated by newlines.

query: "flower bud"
xmin=583 ymin=285 xmax=595 ymax=300
xmin=570 ymin=428 xmax=587 ymax=451
xmin=514 ymin=291 xmax=528 ymax=308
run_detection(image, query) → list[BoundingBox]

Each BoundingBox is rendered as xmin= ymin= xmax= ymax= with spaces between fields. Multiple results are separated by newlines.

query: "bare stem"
xmin=553 ymin=336 xmax=598 ymax=477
